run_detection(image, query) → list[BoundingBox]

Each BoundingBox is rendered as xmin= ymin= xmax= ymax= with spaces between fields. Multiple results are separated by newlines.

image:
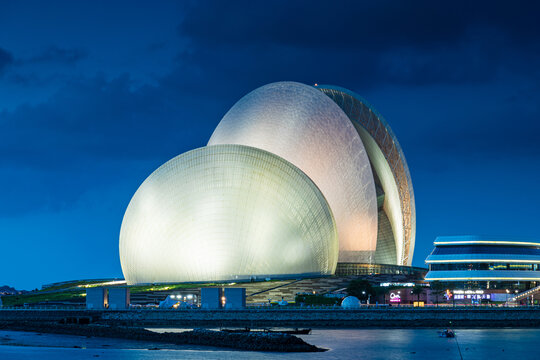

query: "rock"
xmin=0 ymin=321 xmax=324 ymax=352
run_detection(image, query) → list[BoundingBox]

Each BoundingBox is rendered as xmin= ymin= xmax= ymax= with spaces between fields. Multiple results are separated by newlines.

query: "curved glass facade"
xmin=318 ymin=85 xmax=415 ymax=266
xmin=120 ymin=145 xmax=339 ymax=284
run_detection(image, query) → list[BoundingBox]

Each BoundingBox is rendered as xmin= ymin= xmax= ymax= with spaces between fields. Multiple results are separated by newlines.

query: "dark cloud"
xmin=147 ymin=42 xmax=166 ymax=52
xmin=5 ymin=72 xmax=60 ymax=87
xmin=399 ymin=84 xmax=540 ymax=167
xmin=180 ymin=0 xmax=540 ymax=50
xmin=0 ymin=74 xmax=223 ymax=169
xmin=175 ymin=0 xmax=540 ymax=88
xmin=0 ymin=72 xmax=231 ymax=215
xmin=179 ymin=1 xmax=464 ymax=49
xmin=0 ymin=46 xmax=86 ymax=87
xmin=420 ymin=115 xmax=540 ymax=164
xmin=26 ymin=46 xmax=87 ymax=64
xmin=0 ymin=47 xmax=14 ymax=74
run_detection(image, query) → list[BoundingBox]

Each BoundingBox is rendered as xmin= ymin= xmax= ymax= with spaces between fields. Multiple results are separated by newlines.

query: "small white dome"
xmin=341 ymin=296 xmax=361 ymax=309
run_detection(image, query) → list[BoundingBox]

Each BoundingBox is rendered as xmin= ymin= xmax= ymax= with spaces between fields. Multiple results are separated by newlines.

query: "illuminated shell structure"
xmin=119 ymin=81 xmax=415 ymax=284
xmin=120 ymin=145 xmax=338 ymax=284
xmin=208 ymin=82 xmax=378 ymax=263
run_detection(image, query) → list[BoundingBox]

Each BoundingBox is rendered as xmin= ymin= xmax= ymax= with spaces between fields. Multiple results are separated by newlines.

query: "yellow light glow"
xmin=78 ymin=280 xmax=127 ymax=288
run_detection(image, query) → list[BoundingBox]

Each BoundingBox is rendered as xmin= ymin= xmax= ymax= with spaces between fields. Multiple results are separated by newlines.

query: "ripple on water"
xmin=1 ymin=328 xmax=539 ymax=360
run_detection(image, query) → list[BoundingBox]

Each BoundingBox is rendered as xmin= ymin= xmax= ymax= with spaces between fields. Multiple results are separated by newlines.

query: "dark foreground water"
xmin=1 ymin=328 xmax=538 ymax=359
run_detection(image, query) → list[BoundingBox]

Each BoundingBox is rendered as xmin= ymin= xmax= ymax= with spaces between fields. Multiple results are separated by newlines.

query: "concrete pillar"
xmin=201 ymin=288 xmax=222 ymax=309
xmin=224 ymin=288 xmax=246 ymax=309
xmin=86 ymin=288 xmax=108 ymax=309
xmin=108 ymin=288 xmax=130 ymax=310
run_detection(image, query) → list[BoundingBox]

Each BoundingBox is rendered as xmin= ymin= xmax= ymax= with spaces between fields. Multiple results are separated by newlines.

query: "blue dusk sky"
xmin=1 ymin=1 xmax=539 ymax=289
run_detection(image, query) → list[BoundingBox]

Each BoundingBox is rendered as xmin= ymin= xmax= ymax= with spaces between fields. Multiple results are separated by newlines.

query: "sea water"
xmin=1 ymin=328 xmax=537 ymax=359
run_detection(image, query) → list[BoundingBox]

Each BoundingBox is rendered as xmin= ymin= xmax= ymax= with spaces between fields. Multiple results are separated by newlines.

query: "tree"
xmin=430 ymin=281 xmax=446 ymax=307
xmin=346 ymin=279 xmax=375 ymax=301
xmin=372 ymin=286 xmax=389 ymax=304
xmin=411 ymin=285 xmax=424 ymax=304
xmin=295 ymin=294 xmax=339 ymax=306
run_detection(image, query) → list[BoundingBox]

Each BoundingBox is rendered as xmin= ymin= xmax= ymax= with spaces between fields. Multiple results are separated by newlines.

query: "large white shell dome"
xmin=208 ymin=82 xmax=378 ymax=262
xmin=119 ymin=144 xmax=339 ymax=284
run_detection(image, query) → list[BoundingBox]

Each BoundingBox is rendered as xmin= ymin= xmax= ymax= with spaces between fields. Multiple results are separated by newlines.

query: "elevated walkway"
xmin=509 ymin=285 xmax=540 ymax=303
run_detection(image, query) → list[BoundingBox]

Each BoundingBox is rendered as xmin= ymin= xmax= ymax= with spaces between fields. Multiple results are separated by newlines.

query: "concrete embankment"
xmin=2 ymin=307 xmax=540 ymax=327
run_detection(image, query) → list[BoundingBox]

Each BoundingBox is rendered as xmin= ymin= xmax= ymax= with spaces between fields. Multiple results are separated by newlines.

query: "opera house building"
xmin=119 ymin=82 xmax=416 ymax=285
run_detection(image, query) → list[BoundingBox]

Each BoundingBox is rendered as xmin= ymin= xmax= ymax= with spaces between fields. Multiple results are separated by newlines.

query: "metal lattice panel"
xmin=374 ymin=209 xmax=397 ymax=265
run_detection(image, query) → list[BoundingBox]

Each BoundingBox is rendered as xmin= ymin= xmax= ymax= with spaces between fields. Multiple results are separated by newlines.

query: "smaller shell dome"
xmin=120 ymin=144 xmax=338 ymax=284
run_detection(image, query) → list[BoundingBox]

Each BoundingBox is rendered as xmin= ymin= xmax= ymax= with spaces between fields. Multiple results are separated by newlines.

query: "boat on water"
xmin=221 ymin=327 xmax=251 ymax=333
xmin=438 ymin=329 xmax=455 ymax=338
xmin=267 ymin=328 xmax=312 ymax=335
xmin=220 ymin=328 xmax=312 ymax=335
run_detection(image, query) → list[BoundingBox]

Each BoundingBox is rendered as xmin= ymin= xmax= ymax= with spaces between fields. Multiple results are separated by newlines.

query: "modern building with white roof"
xmin=425 ymin=236 xmax=540 ymax=295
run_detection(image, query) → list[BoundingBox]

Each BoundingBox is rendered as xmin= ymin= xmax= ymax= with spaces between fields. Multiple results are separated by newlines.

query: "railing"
xmin=2 ymin=304 xmax=539 ymax=311
xmin=0 ymin=305 xmax=86 ymax=310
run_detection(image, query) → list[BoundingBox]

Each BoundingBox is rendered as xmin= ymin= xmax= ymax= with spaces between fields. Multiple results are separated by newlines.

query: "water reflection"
xmin=1 ymin=328 xmax=538 ymax=360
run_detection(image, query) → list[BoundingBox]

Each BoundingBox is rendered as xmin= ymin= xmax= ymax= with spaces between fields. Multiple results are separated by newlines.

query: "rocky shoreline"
xmin=0 ymin=321 xmax=325 ymax=352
